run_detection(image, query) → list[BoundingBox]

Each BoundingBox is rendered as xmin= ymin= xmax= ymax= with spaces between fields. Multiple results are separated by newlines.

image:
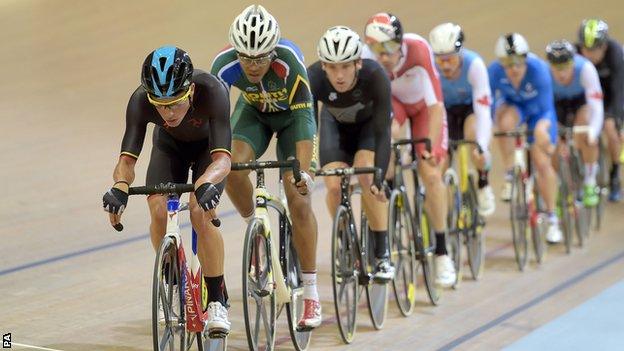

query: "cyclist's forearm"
xmin=427 ymin=102 xmax=445 ymax=145
xmin=295 ymin=141 xmax=314 ymax=176
xmin=197 ymin=152 xmax=231 ymax=185
xmin=112 ymin=155 xmax=136 ymax=190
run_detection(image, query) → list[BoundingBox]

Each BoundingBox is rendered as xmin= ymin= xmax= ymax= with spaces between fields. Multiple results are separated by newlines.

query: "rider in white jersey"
xmin=546 ymin=40 xmax=604 ymax=207
xmin=429 ymin=22 xmax=495 ymax=217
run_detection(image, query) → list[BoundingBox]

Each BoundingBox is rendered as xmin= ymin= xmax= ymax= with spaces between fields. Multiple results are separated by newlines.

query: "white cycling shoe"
xmin=478 ymin=185 xmax=496 ymax=217
xmin=435 ymin=255 xmax=456 ymax=288
xmin=205 ymin=301 xmax=231 ymax=337
xmin=546 ymin=222 xmax=563 ymax=244
xmin=500 ymin=181 xmax=512 ymax=202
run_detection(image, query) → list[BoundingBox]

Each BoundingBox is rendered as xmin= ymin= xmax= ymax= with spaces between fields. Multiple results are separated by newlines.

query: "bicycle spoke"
xmin=260 ymin=300 xmax=272 ymax=342
xmin=159 ymin=327 xmax=173 ymax=351
xmin=253 ymin=298 xmax=262 ymax=342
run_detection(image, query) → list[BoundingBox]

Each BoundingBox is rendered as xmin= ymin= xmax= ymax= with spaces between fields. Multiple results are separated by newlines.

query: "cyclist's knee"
xmin=420 ymin=165 xmax=442 ymax=188
xmin=496 ymin=106 xmax=518 ymax=130
xmin=289 ymin=199 xmax=312 ymax=222
xmin=147 ymin=195 xmax=167 ymax=225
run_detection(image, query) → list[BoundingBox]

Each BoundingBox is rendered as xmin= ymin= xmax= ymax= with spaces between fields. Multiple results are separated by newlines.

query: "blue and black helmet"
xmin=141 ymin=46 xmax=193 ymax=98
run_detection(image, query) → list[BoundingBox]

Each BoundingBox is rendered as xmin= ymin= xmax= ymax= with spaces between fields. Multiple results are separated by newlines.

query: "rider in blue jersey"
xmin=490 ymin=33 xmax=562 ymax=243
xmin=429 ymin=23 xmax=495 ymax=217
xmin=546 ymin=40 xmax=604 ymax=207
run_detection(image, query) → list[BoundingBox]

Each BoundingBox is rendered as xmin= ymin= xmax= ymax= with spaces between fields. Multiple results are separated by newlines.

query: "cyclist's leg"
xmin=574 ymin=105 xmax=600 ymax=190
xmin=353 ymin=115 xmax=394 ymax=279
xmin=604 ymin=113 xmax=622 ymax=201
xmin=464 ymin=112 xmax=495 ymax=216
xmin=274 ymin=108 xmax=322 ymax=327
xmin=495 ymin=103 xmax=521 ymax=200
xmin=409 ymin=101 xmax=455 ymax=286
xmin=225 ymin=97 xmax=272 ymax=221
xmin=186 ymin=148 xmax=231 ymax=332
xmin=319 ymin=107 xmax=353 ymax=216
xmin=145 ymin=127 xmax=191 ymax=251
xmin=529 ymin=111 xmax=561 ymax=242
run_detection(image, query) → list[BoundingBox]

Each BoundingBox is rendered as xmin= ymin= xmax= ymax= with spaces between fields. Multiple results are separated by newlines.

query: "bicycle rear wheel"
xmin=570 ymin=149 xmax=589 ymax=247
xmin=362 ymin=215 xmax=389 ymax=330
xmin=284 ymin=218 xmax=312 ymax=351
xmin=330 ymin=205 xmax=358 ymax=343
xmin=465 ymin=175 xmax=485 ymax=280
xmin=153 ymin=236 xmax=186 ymax=351
xmin=418 ymin=212 xmax=441 ymax=305
xmin=558 ymin=157 xmax=574 ymax=254
xmin=594 ymin=138 xmax=609 ymax=231
xmin=242 ymin=219 xmax=276 ymax=351
xmin=510 ymin=168 xmax=529 ymax=271
xmin=389 ymin=190 xmax=417 ymax=317
xmin=444 ymin=169 xmax=462 ymax=289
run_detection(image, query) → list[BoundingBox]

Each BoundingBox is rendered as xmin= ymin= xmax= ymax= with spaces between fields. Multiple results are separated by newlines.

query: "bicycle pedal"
xmin=207 ymin=329 xmax=229 ymax=339
xmin=256 ymin=289 xmax=271 ymax=297
xmin=358 ymin=274 xmax=371 ymax=285
xmin=296 ymin=325 xmax=315 ymax=332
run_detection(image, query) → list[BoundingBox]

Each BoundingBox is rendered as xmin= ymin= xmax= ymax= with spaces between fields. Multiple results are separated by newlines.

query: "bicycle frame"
xmin=249 ymin=169 xmax=292 ymax=305
xmin=164 ymin=195 xmax=207 ymax=333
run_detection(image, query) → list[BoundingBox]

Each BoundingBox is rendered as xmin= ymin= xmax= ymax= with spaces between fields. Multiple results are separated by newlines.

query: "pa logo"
xmin=2 ymin=333 xmax=10 ymax=348
xmin=329 ymin=92 xmax=337 ymax=101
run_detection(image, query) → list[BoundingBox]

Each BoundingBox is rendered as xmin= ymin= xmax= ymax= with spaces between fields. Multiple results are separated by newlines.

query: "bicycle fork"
xmin=255 ymin=187 xmax=291 ymax=304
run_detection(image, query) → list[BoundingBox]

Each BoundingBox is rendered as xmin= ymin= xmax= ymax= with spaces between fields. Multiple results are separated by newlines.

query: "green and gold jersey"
xmin=210 ymin=38 xmax=314 ymax=116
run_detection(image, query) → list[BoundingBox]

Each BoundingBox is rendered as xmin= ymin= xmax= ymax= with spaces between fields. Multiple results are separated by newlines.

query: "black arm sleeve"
xmin=307 ymin=62 xmax=323 ymax=128
xmin=607 ymin=43 xmax=624 ymax=120
xmin=207 ymin=78 xmax=232 ymax=155
xmin=120 ymin=90 xmax=148 ymax=159
xmin=370 ymin=67 xmax=393 ymax=178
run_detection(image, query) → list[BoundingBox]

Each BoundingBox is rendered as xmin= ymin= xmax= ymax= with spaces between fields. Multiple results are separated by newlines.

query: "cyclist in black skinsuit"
xmin=577 ymin=19 xmax=624 ymax=202
xmin=307 ymin=26 xmax=394 ymax=281
xmin=101 ymin=46 xmax=233 ymax=335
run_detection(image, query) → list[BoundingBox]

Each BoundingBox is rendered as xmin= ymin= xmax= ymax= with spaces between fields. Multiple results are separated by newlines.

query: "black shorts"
xmin=146 ymin=126 xmax=225 ymax=193
xmin=319 ymin=107 xmax=375 ymax=167
xmin=446 ymin=104 xmax=474 ymax=141
xmin=555 ymin=94 xmax=586 ymax=127
xmin=604 ymin=101 xmax=623 ymax=130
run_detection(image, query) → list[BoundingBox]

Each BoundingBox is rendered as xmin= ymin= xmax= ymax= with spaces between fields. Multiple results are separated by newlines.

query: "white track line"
xmin=12 ymin=343 xmax=65 ymax=351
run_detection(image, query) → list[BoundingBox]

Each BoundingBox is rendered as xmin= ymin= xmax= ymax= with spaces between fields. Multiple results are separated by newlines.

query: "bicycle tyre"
xmin=558 ymin=157 xmax=573 ymax=254
xmin=465 ymin=175 xmax=485 ymax=280
xmin=242 ymin=219 xmax=276 ymax=351
xmin=443 ymin=169 xmax=462 ymax=289
xmin=330 ymin=205 xmax=358 ymax=343
xmin=388 ymin=190 xmax=417 ymax=317
xmin=284 ymin=217 xmax=312 ymax=351
xmin=510 ymin=168 xmax=529 ymax=271
xmin=152 ymin=236 xmax=186 ymax=351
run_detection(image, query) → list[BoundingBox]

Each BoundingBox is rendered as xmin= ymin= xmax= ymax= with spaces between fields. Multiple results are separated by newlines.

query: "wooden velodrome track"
xmin=2 ymin=0 xmax=623 ymax=350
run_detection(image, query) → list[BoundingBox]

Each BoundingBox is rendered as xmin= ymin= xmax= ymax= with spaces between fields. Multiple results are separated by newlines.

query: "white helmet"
xmin=429 ymin=23 xmax=464 ymax=55
xmin=317 ymin=26 xmax=363 ymax=63
xmin=229 ymin=5 xmax=280 ymax=57
xmin=495 ymin=33 xmax=529 ymax=58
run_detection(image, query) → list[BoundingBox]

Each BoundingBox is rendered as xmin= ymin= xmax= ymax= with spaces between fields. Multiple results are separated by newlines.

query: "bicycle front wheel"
xmin=389 ymin=190 xmax=417 ymax=317
xmin=465 ymin=175 xmax=485 ymax=280
xmin=242 ymin=219 xmax=276 ymax=351
xmin=330 ymin=205 xmax=358 ymax=343
xmin=510 ymin=169 xmax=529 ymax=271
xmin=444 ymin=170 xmax=462 ymax=289
xmin=152 ymin=236 xmax=186 ymax=351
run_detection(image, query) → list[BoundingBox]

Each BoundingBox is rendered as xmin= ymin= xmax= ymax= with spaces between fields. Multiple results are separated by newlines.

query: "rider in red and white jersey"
xmin=363 ymin=12 xmax=455 ymax=288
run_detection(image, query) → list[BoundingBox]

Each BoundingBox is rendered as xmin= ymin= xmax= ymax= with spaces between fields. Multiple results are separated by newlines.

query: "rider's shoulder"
xmin=274 ymin=39 xmax=306 ymax=64
xmin=211 ymin=45 xmax=238 ymax=69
